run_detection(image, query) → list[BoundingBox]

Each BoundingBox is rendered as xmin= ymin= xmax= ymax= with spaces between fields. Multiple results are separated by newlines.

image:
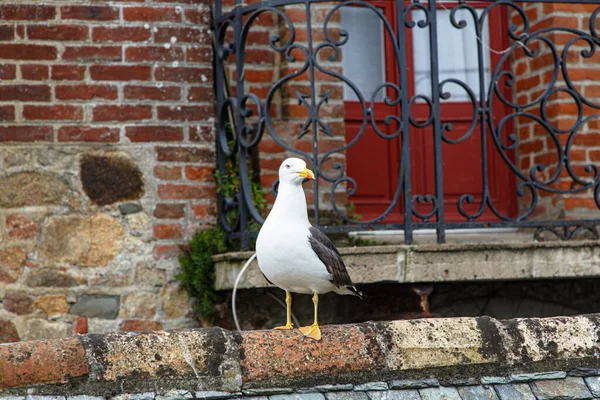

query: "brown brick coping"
xmin=1 ymin=315 xmax=600 ymax=395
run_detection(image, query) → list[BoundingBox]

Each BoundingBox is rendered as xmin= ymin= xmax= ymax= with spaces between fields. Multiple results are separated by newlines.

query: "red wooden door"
xmin=343 ymin=1 xmax=516 ymax=223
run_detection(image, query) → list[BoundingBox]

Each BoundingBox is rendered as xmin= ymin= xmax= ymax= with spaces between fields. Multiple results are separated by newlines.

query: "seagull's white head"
xmin=278 ymin=157 xmax=314 ymax=185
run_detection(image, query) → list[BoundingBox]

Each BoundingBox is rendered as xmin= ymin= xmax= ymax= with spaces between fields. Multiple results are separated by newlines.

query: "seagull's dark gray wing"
xmin=308 ymin=227 xmax=355 ymax=289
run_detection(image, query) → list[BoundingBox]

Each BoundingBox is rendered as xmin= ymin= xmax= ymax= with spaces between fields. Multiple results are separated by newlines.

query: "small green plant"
xmin=177 ymin=226 xmax=227 ymax=323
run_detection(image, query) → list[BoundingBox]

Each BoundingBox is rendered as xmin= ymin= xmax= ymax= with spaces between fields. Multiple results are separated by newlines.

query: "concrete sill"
xmin=213 ymin=240 xmax=600 ymax=290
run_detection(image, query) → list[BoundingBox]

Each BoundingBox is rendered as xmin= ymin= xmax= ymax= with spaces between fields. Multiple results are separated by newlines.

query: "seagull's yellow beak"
xmin=297 ymin=168 xmax=315 ymax=180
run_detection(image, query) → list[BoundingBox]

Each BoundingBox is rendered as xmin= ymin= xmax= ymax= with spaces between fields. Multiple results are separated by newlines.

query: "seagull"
xmin=256 ymin=157 xmax=363 ymax=340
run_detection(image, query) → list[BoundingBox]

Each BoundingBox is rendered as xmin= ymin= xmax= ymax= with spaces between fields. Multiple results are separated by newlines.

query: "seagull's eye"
xmin=285 ymin=164 xmax=290 ymax=169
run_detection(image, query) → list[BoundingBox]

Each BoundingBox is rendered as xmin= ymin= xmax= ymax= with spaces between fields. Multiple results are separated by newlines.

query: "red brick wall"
xmin=0 ymin=1 xmax=215 ymax=341
xmin=512 ymin=4 xmax=600 ymax=219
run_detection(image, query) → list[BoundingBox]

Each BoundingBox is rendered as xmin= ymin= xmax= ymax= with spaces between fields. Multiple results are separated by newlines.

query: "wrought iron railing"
xmin=213 ymin=0 xmax=600 ymax=247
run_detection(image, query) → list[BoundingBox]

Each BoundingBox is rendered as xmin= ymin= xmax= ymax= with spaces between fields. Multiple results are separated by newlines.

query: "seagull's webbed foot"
xmin=274 ymin=323 xmax=294 ymax=330
xmin=299 ymin=323 xmax=321 ymax=341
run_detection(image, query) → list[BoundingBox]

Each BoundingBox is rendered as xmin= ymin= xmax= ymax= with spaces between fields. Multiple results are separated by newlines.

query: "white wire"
xmin=232 ymin=253 xmax=256 ymax=332
xmin=231 ymin=252 xmax=301 ymax=332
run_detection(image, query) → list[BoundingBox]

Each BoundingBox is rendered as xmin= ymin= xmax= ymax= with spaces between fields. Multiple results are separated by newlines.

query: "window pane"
xmin=341 ymin=7 xmax=386 ymax=102
xmin=412 ymin=8 xmax=491 ymax=102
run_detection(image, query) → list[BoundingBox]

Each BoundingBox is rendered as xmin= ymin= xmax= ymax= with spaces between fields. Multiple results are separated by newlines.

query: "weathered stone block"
xmin=0 ymin=319 xmax=19 ymax=343
xmin=22 ymin=319 xmax=69 ymax=341
xmin=6 ymin=214 xmax=39 ymax=240
xmin=36 ymin=294 xmax=69 ymax=316
xmin=119 ymin=202 xmax=143 ymax=215
xmin=418 ymin=387 xmax=461 ymax=400
xmin=120 ymin=292 xmax=157 ymax=318
xmin=270 ymin=394 xmax=324 ymax=400
xmin=0 ymin=247 xmax=26 ymax=283
xmin=325 ymin=393 xmax=368 ymax=400
xmin=457 ymin=385 xmax=499 ymax=400
xmin=136 ymin=264 xmax=167 ymax=287
xmin=367 ymin=391 xmax=421 ymax=400
xmin=25 ymin=269 xmax=84 ymax=287
xmin=381 ymin=318 xmax=494 ymax=371
xmin=0 ymin=173 xmax=69 ymax=208
xmin=494 ymin=384 xmax=536 ymax=400
xmin=530 ymin=377 xmax=592 ymax=399
xmin=353 ymin=383 xmax=388 ymax=392
xmin=70 ymin=295 xmax=120 ymax=319
xmin=2 ymin=292 xmax=35 ymax=315
xmin=388 ymin=380 xmax=439 ymax=389
xmin=80 ymin=152 xmax=144 ymax=206
xmin=38 ymin=215 xmax=125 ymax=267
xmin=584 ymin=377 xmax=600 ymax=397
xmin=160 ymin=282 xmax=190 ymax=319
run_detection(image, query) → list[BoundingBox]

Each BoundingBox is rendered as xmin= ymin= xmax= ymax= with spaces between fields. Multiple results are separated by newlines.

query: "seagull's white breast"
xmin=256 ymin=218 xmax=335 ymax=294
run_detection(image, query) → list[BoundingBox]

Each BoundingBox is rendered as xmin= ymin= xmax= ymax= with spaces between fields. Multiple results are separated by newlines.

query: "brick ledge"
xmin=1 ymin=314 xmax=600 ymax=395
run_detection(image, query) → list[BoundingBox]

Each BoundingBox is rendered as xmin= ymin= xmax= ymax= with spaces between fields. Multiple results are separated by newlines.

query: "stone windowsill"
xmin=213 ymin=240 xmax=600 ymax=290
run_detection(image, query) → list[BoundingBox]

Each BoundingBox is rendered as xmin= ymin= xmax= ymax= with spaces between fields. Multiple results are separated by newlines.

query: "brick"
xmin=125 ymin=46 xmax=184 ymax=62
xmin=120 ymin=320 xmax=164 ymax=332
xmin=0 ymin=44 xmax=57 ymax=60
xmin=191 ymin=204 xmax=217 ymax=218
xmin=90 ymin=65 xmax=151 ymax=81
xmin=0 ymin=25 xmax=14 ymax=41
xmin=155 ymin=27 xmax=204 ymax=43
xmin=55 ymin=84 xmax=118 ymax=100
xmin=0 ymin=85 xmax=50 ymax=101
xmin=51 ymin=65 xmax=85 ymax=81
xmin=156 ymin=67 xmax=212 ymax=82
xmin=154 ymin=223 xmax=183 ymax=239
xmin=124 ymin=85 xmax=180 ymax=101
xmin=0 ymin=126 xmax=53 ymax=142
xmin=21 ymin=64 xmax=49 ymax=80
xmin=0 ymin=337 xmax=88 ymax=388
xmin=63 ymin=45 xmax=122 ymax=62
xmin=24 ymin=105 xmax=82 ymax=121
xmin=189 ymin=125 xmax=214 ymax=142
xmin=0 ymin=65 xmax=16 ymax=80
xmin=185 ymin=166 xmax=213 ymax=181
xmin=153 ymin=244 xmax=182 ymax=259
xmin=186 ymin=46 xmax=211 ymax=63
xmin=123 ymin=7 xmax=181 ymax=22
xmin=92 ymin=26 xmax=151 ymax=42
xmin=154 ymin=203 xmax=185 ymax=219
xmin=157 ymin=184 xmax=216 ymax=199
xmin=187 ymin=86 xmax=214 ymax=102
xmin=184 ymin=9 xmax=209 ymax=24
xmin=28 ymin=25 xmax=88 ymax=41
xmin=72 ymin=316 xmax=88 ymax=335
xmin=564 ymin=198 xmax=596 ymax=211
xmin=156 ymin=146 xmax=214 ymax=162
xmin=154 ymin=165 xmax=182 ymax=181
xmin=0 ymin=105 xmax=14 ymax=121
xmin=126 ymin=126 xmax=183 ymax=142
xmin=61 ymin=6 xmax=119 ymax=21
xmin=157 ymin=105 xmax=214 ymax=121
xmin=0 ymin=5 xmax=55 ymax=21
xmin=58 ymin=126 xmax=119 ymax=142
xmin=93 ymin=105 xmax=152 ymax=121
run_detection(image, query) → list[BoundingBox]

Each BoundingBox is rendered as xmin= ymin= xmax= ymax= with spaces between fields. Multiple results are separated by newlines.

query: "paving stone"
xmin=494 ymin=383 xmax=537 ymax=400
xmin=325 ymin=393 xmax=369 ymax=400
xmin=315 ymin=385 xmax=354 ymax=393
xmin=68 ymin=397 xmax=105 ymax=400
xmin=0 ymin=397 xmax=26 ymax=400
xmin=509 ymin=371 xmax=568 ymax=382
xmin=480 ymin=377 xmax=509 ymax=385
xmin=419 ymin=387 xmax=461 ymax=400
xmin=530 ymin=377 xmax=593 ymax=400
xmin=354 ymin=383 xmax=389 ymax=391
xmin=457 ymin=386 xmax=499 ymax=400
xmin=155 ymin=391 xmax=193 ymax=400
xmin=270 ymin=394 xmax=325 ymax=400
xmin=26 ymin=397 xmax=66 ymax=400
xmin=367 ymin=391 xmax=421 ymax=400
xmin=112 ymin=394 xmax=155 ymax=400
xmin=389 ymin=380 xmax=439 ymax=389
xmin=585 ymin=377 xmax=600 ymax=397
xmin=195 ymin=392 xmax=241 ymax=399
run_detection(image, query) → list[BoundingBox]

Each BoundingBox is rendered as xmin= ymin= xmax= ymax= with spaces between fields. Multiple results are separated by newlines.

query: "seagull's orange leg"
xmin=299 ymin=292 xmax=321 ymax=340
xmin=274 ymin=290 xmax=294 ymax=330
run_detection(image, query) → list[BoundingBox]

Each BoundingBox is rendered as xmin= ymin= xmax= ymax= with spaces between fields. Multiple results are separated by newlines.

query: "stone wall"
xmin=2 ymin=315 xmax=600 ymax=399
xmin=0 ymin=1 xmax=214 ymax=342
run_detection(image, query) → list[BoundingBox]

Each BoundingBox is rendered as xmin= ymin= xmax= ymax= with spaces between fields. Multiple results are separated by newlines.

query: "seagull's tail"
xmin=342 ymin=285 xmax=365 ymax=299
